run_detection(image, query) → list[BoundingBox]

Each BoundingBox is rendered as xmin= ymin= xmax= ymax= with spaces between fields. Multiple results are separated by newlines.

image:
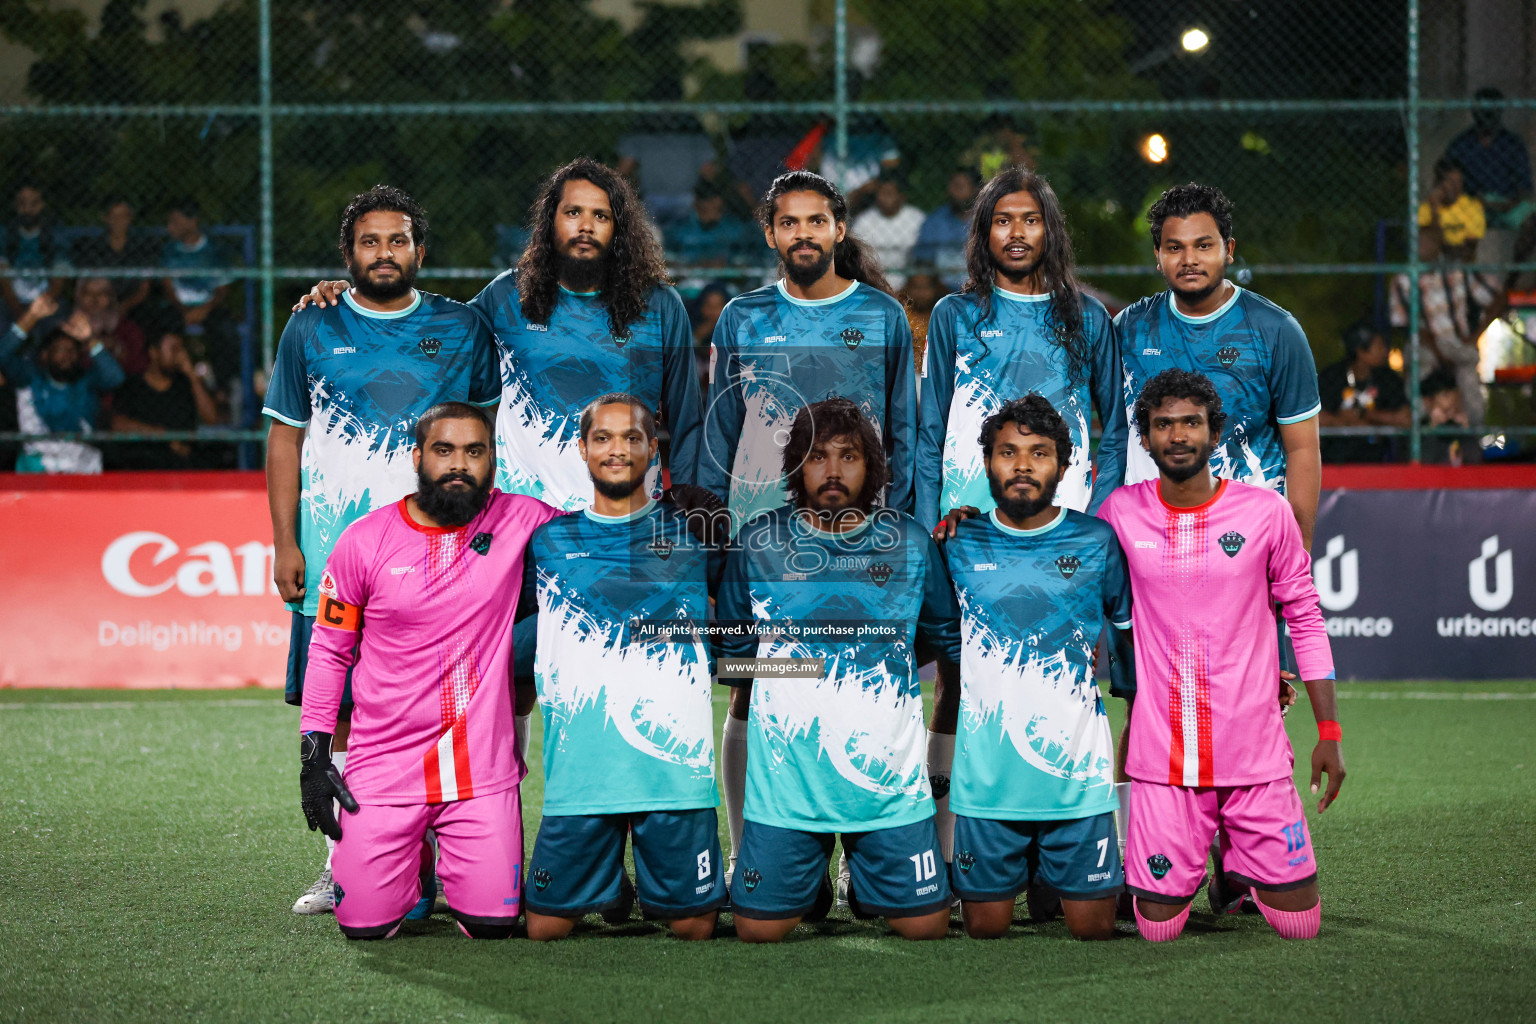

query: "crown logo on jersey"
xmin=956 ymin=850 xmax=975 ymax=874
xmin=742 ymin=867 xmax=762 ymax=892
xmin=1219 ymin=531 xmax=1246 ymax=557
xmin=1217 ymin=344 xmax=1239 ymax=368
xmin=470 ymin=532 xmax=493 ymax=555
xmin=1147 ymin=854 xmax=1172 ymax=879
xmin=840 ymin=327 xmax=864 ymax=350
xmin=649 ymin=536 xmax=674 ymax=561
xmin=332 ymin=882 xmax=345 ymax=905
xmin=418 ymin=336 xmax=441 ymax=357
xmin=867 ymin=561 xmax=894 ymax=586
xmin=1055 ymin=554 xmax=1081 ymax=579
xmin=532 ymin=868 xmax=552 ymax=891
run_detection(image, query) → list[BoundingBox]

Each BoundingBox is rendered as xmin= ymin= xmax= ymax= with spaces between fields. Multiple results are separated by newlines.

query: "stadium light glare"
xmin=1181 ymin=27 xmax=1210 ymax=53
xmin=1141 ymin=133 xmax=1169 ymax=164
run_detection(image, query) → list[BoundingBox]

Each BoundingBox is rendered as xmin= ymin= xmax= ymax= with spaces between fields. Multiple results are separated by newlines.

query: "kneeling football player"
xmin=298 ymin=403 xmax=560 ymax=939
xmin=518 ymin=394 xmax=726 ymax=940
xmin=1100 ymin=370 xmax=1345 ymax=941
xmin=718 ymin=398 xmax=958 ymax=942
xmin=932 ymin=396 xmax=1134 ymax=940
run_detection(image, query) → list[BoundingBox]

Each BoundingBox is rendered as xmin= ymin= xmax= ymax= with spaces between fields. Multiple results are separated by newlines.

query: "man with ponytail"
xmin=698 ymin=170 xmax=919 ymax=889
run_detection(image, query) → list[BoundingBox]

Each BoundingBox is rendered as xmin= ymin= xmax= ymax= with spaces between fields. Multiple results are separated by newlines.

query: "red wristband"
xmin=1318 ymin=720 xmax=1342 ymax=742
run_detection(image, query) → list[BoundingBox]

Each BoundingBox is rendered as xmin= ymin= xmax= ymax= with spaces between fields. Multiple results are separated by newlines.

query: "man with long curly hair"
xmin=295 ymin=159 xmax=703 ymax=514
xmin=697 ymin=171 xmax=920 ymax=887
xmin=916 ymin=166 xmax=1128 ymax=881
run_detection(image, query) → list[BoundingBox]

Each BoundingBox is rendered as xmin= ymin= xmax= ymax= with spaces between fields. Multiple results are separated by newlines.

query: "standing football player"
xmin=266 ymin=187 xmax=501 ymax=915
xmin=700 ymin=170 xmax=919 ymax=883
xmin=917 ymin=166 xmax=1128 ymax=876
xmin=935 ymin=395 xmax=1133 ymax=940
xmin=519 ymin=394 xmax=725 ymax=940
xmin=1116 ymin=183 xmax=1323 ymax=908
xmin=298 ymin=403 xmax=559 ymax=939
xmin=1099 ymin=370 xmax=1344 ymax=942
xmin=717 ymin=398 xmax=956 ymax=942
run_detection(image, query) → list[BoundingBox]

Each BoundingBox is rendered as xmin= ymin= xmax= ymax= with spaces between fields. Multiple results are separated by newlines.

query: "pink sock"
xmin=1133 ymin=898 xmax=1189 ymax=942
xmin=1252 ymin=888 xmax=1321 ymax=939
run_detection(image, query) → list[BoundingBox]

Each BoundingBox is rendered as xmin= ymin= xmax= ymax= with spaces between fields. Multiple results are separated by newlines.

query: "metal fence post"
xmin=258 ymin=0 xmax=275 ymax=412
xmin=1405 ymin=0 xmax=1422 ymax=463
xmin=834 ymin=0 xmax=848 ymax=164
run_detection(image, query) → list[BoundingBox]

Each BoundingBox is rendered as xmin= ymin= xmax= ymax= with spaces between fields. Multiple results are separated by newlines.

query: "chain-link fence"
xmin=0 ymin=0 xmax=1532 ymax=469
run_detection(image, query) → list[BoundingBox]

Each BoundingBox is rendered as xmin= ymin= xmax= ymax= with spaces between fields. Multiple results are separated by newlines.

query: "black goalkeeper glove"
xmin=300 ymin=730 xmax=358 ymax=841
xmin=664 ymin=483 xmax=730 ymax=548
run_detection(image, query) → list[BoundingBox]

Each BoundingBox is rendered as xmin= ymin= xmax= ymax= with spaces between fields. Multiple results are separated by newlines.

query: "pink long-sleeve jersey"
xmin=1099 ymin=478 xmax=1334 ymax=788
xmin=300 ymin=491 xmax=560 ymax=805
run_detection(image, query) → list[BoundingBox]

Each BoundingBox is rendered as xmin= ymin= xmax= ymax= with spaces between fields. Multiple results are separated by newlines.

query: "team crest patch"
xmin=418 ymin=336 xmax=441 ymax=358
xmin=1216 ymin=344 xmax=1240 ymax=368
xmin=742 ymin=867 xmax=762 ymax=892
xmin=1147 ymin=854 xmax=1172 ymax=880
xmin=956 ymin=851 xmax=975 ymax=874
xmin=929 ymin=772 xmax=950 ymax=800
xmin=532 ymin=868 xmax=552 ymax=892
xmin=332 ymin=882 xmax=345 ymax=906
xmin=470 ymin=532 xmax=493 ymax=556
xmin=1055 ymin=554 xmax=1081 ymax=579
xmin=867 ymin=561 xmax=893 ymax=586
xmin=319 ymin=569 xmax=337 ymax=597
xmin=649 ymin=536 xmax=674 ymax=561
xmin=840 ymin=327 xmax=864 ymax=350
xmin=1218 ymin=531 xmax=1246 ymax=557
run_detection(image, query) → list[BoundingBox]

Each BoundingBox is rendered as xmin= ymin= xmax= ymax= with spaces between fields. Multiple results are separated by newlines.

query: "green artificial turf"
xmin=1 ymin=682 xmax=1533 ymax=1023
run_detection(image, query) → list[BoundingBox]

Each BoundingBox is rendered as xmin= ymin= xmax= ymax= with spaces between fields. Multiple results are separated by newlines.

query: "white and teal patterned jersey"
xmin=263 ymin=289 xmax=501 ymax=616
xmin=524 ymin=500 xmax=719 ymax=815
xmin=935 ymin=509 xmax=1134 ymax=821
xmin=470 ymin=273 xmax=703 ymax=510
xmin=1116 ymin=286 xmax=1321 ymax=492
xmin=917 ymin=289 xmax=1126 ymax=529
xmin=699 ymin=280 xmax=918 ymax=532
xmin=716 ymin=506 xmax=960 ymax=832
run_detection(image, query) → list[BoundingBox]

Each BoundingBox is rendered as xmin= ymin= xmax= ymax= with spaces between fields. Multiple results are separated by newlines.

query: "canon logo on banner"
xmin=1313 ymin=535 xmax=1359 ymax=612
xmin=101 ymin=531 xmax=278 ymax=598
xmin=1469 ymin=536 xmax=1514 ymax=612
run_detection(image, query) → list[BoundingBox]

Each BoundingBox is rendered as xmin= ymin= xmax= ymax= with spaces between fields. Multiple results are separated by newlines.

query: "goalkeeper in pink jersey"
xmin=299 ymin=402 xmax=560 ymax=939
xmin=1099 ymin=369 xmax=1345 ymax=942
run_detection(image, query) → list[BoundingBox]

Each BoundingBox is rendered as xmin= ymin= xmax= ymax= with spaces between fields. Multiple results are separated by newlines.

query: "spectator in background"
xmin=1 ymin=183 xmax=69 ymax=320
xmin=1317 ymin=321 xmax=1410 ymax=463
xmin=851 ymin=175 xmax=926 ymax=287
xmin=70 ymin=197 xmax=155 ymax=315
xmin=616 ymin=117 xmax=718 ymax=225
xmin=901 ymin=268 xmax=943 ymax=375
xmin=1444 ymin=88 xmax=1534 ymax=251
xmin=1418 ymin=158 xmax=1485 ymax=261
xmin=161 ymin=198 xmax=238 ymax=391
xmin=1419 ymin=368 xmax=1476 ymax=466
xmin=110 ymin=317 xmax=219 ymax=469
xmin=0 ymin=293 xmax=124 ymax=473
xmin=73 ymin=276 xmax=147 ymax=377
xmin=962 ymin=115 xmax=1040 ymax=181
xmin=912 ymin=168 xmax=980 ymax=278
xmin=667 ymin=180 xmax=753 ymax=269
xmin=689 ymin=281 xmax=732 ymax=392
xmin=1390 ymin=226 xmax=1504 ymax=427
xmin=815 ymin=115 xmax=901 ymax=212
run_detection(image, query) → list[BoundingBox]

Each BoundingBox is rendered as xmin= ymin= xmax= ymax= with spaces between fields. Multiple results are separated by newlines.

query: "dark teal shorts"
xmin=951 ymin=811 xmax=1123 ymax=901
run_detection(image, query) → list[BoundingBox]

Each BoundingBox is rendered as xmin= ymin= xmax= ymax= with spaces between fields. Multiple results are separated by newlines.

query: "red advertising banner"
xmin=0 ymin=472 xmax=288 ymax=689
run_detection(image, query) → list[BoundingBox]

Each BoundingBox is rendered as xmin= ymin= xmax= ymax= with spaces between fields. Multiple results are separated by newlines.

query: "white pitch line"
xmin=1335 ymin=691 xmax=1536 ymax=701
xmin=0 ymin=698 xmax=284 ymax=710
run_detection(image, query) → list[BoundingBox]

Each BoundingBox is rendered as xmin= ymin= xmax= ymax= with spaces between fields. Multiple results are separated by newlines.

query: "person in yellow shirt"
xmin=1418 ymin=157 xmax=1486 ymax=259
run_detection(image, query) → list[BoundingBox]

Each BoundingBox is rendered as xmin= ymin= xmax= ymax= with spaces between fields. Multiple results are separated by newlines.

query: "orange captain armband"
xmin=317 ymin=594 xmax=362 ymax=632
xmin=1317 ymin=720 xmax=1342 ymax=742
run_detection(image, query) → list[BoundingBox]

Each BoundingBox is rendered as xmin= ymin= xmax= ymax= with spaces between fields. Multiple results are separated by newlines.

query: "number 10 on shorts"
xmin=910 ymin=850 xmax=937 ymax=881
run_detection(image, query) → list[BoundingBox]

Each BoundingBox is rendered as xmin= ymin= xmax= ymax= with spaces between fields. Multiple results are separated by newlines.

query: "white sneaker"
xmin=292 ymin=867 xmax=335 ymax=915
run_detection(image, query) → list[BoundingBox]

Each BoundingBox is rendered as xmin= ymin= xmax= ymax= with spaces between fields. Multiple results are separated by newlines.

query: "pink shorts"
xmin=1125 ymin=777 xmax=1316 ymax=903
xmin=331 ymin=785 xmax=524 ymax=938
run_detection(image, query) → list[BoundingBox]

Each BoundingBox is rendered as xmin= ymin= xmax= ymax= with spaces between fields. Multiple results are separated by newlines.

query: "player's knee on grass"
xmin=734 ymin=915 xmax=802 ymax=943
xmin=1254 ymin=883 xmax=1321 ymax=939
xmin=887 ymin=908 xmax=950 ymax=941
xmin=960 ymin=899 xmax=1014 ymax=939
xmin=1061 ymin=897 xmax=1117 ymax=941
xmin=667 ymin=912 xmax=717 ymax=941
xmin=1133 ymin=897 xmax=1190 ymax=942
xmin=525 ymin=912 xmax=578 ymax=941
xmin=455 ymin=916 xmax=517 ymax=940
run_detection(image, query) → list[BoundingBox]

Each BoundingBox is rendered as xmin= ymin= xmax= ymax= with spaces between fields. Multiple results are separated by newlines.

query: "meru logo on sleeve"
xmin=1218 ymin=531 xmax=1246 ymax=558
xmin=1055 ymin=554 xmax=1081 ymax=579
xmin=470 ymin=532 xmax=494 ymax=556
xmin=840 ymin=327 xmax=864 ymax=350
xmin=867 ymin=561 xmax=893 ymax=586
xmin=1216 ymin=344 xmax=1240 ymax=368
xmin=418 ymin=336 xmax=441 ymax=358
